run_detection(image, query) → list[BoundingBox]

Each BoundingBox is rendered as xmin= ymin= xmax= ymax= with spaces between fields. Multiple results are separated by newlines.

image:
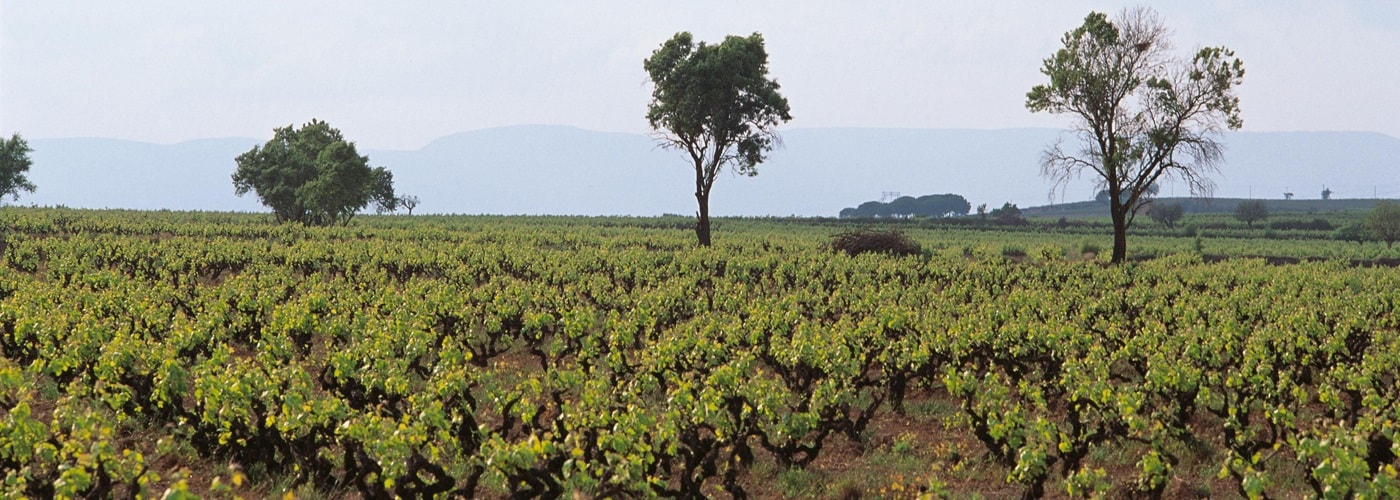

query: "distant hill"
xmin=21 ymin=127 xmax=1400 ymax=216
xmin=24 ymin=137 xmax=264 ymax=212
xmin=1025 ymin=197 xmax=1395 ymax=218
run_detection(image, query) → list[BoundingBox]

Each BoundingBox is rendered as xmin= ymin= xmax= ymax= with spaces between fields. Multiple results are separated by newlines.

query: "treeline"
xmin=839 ymin=193 xmax=970 ymax=218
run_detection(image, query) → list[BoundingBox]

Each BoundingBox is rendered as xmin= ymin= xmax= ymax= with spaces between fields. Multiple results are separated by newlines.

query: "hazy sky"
xmin=3 ymin=1 xmax=1397 ymax=150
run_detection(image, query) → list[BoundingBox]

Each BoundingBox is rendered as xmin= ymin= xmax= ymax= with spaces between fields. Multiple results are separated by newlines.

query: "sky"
xmin=2 ymin=1 xmax=1398 ymax=150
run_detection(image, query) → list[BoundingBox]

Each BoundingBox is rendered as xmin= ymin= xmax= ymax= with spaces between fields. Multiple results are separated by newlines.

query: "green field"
xmin=1 ymin=207 xmax=1398 ymax=498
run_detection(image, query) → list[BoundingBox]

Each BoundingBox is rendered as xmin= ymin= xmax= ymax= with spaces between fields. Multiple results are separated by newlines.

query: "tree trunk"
xmin=1110 ymin=199 xmax=1128 ymax=264
xmin=695 ymin=191 xmax=712 ymax=246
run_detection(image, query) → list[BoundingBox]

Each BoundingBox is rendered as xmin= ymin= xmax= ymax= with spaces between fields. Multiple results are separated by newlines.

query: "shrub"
xmin=1001 ymin=244 xmax=1027 ymax=258
xmin=829 ymin=228 xmax=922 ymax=257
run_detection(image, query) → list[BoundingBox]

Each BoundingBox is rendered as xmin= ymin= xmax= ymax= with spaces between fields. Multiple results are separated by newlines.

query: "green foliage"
xmin=1332 ymin=222 xmax=1369 ymax=244
xmin=644 ymin=31 xmax=792 ymax=246
xmin=841 ymin=193 xmax=972 ymax=218
xmin=1365 ymin=201 xmax=1400 ymax=248
xmin=232 ymin=119 xmax=398 ymax=226
xmin=1234 ymin=200 xmax=1269 ymax=227
xmin=0 ymin=133 xmax=36 ymax=203
xmin=1027 ymin=7 xmax=1244 ymax=263
xmin=990 ymin=202 xmax=1025 ymax=224
xmin=0 ymin=209 xmax=1399 ymax=498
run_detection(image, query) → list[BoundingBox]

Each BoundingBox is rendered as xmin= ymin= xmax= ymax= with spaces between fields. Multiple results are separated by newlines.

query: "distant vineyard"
xmin=0 ymin=208 xmax=1398 ymax=498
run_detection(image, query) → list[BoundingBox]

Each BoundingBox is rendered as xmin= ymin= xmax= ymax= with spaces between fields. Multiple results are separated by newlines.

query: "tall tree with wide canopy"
xmin=1027 ymin=7 xmax=1244 ymax=263
xmin=1366 ymin=201 xmax=1400 ymax=248
xmin=645 ymin=32 xmax=792 ymax=246
xmin=233 ymin=119 xmax=399 ymax=226
xmin=0 ymin=133 xmax=36 ymax=204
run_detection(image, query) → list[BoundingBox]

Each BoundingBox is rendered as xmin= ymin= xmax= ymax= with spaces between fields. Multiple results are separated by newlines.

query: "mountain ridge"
xmin=20 ymin=127 xmax=1400 ymax=216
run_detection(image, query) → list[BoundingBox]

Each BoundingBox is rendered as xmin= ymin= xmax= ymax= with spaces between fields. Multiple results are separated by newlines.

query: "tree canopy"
xmin=1145 ymin=202 xmax=1184 ymax=228
xmin=839 ymin=194 xmax=971 ymax=218
xmin=1366 ymin=201 xmax=1400 ymax=248
xmin=1027 ymin=7 xmax=1244 ymax=263
xmin=645 ymin=31 xmax=791 ymax=246
xmin=1234 ymin=200 xmax=1268 ymax=227
xmin=0 ymin=133 xmax=36 ymax=204
xmin=989 ymin=202 xmax=1025 ymax=224
xmin=233 ymin=120 xmax=399 ymax=226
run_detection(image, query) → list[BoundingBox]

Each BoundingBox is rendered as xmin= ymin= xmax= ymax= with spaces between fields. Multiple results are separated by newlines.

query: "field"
xmin=2 ymin=207 xmax=1399 ymax=498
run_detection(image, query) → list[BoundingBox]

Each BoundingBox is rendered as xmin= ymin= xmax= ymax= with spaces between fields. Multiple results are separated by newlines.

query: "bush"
xmin=829 ymin=228 xmax=922 ymax=257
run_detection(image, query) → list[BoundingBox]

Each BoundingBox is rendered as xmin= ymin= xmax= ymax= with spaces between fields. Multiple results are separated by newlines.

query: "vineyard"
xmin=1 ymin=208 xmax=1399 ymax=498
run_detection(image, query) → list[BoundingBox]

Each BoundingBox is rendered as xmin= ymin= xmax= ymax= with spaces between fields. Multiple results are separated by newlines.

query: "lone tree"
xmin=397 ymin=195 xmax=420 ymax=215
xmin=1027 ymin=7 xmax=1244 ymax=263
xmin=233 ymin=120 xmax=399 ymax=226
xmin=1234 ymin=200 xmax=1268 ymax=227
xmin=644 ymin=31 xmax=792 ymax=246
xmin=1366 ymin=201 xmax=1400 ymax=248
xmin=0 ymin=133 xmax=36 ymax=204
xmin=1145 ymin=202 xmax=1184 ymax=228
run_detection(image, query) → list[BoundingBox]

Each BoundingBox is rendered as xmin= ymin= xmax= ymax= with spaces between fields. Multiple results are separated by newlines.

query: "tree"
xmin=1365 ymin=201 xmax=1400 ymax=248
xmin=990 ymin=202 xmax=1024 ymax=224
xmin=839 ymin=193 xmax=970 ymax=219
xmin=0 ymin=133 xmax=36 ymax=203
xmin=914 ymin=194 xmax=972 ymax=217
xmin=233 ymin=119 xmax=398 ymax=226
xmin=397 ymin=195 xmax=420 ymax=215
xmin=1145 ymin=202 xmax=1184 ymax=228
xmin=644 ymin=32 xmax=792 ymax=246
xmin=1027 ymin=7 xmax=1244 ymax=263
xmin=853 ymin=200 xmax=890 ymax=218
xmin=369 ymin=167 xmax=399 ymax=214
xmin=887 ymin=196 xmax=919 ymax=218
xmin=1234 ymin=200 xmax=1268 ymax=227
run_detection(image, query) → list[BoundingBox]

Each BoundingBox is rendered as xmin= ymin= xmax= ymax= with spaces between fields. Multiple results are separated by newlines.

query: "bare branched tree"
xmin=1027 ymin=7 xmax=1244 ymax=263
